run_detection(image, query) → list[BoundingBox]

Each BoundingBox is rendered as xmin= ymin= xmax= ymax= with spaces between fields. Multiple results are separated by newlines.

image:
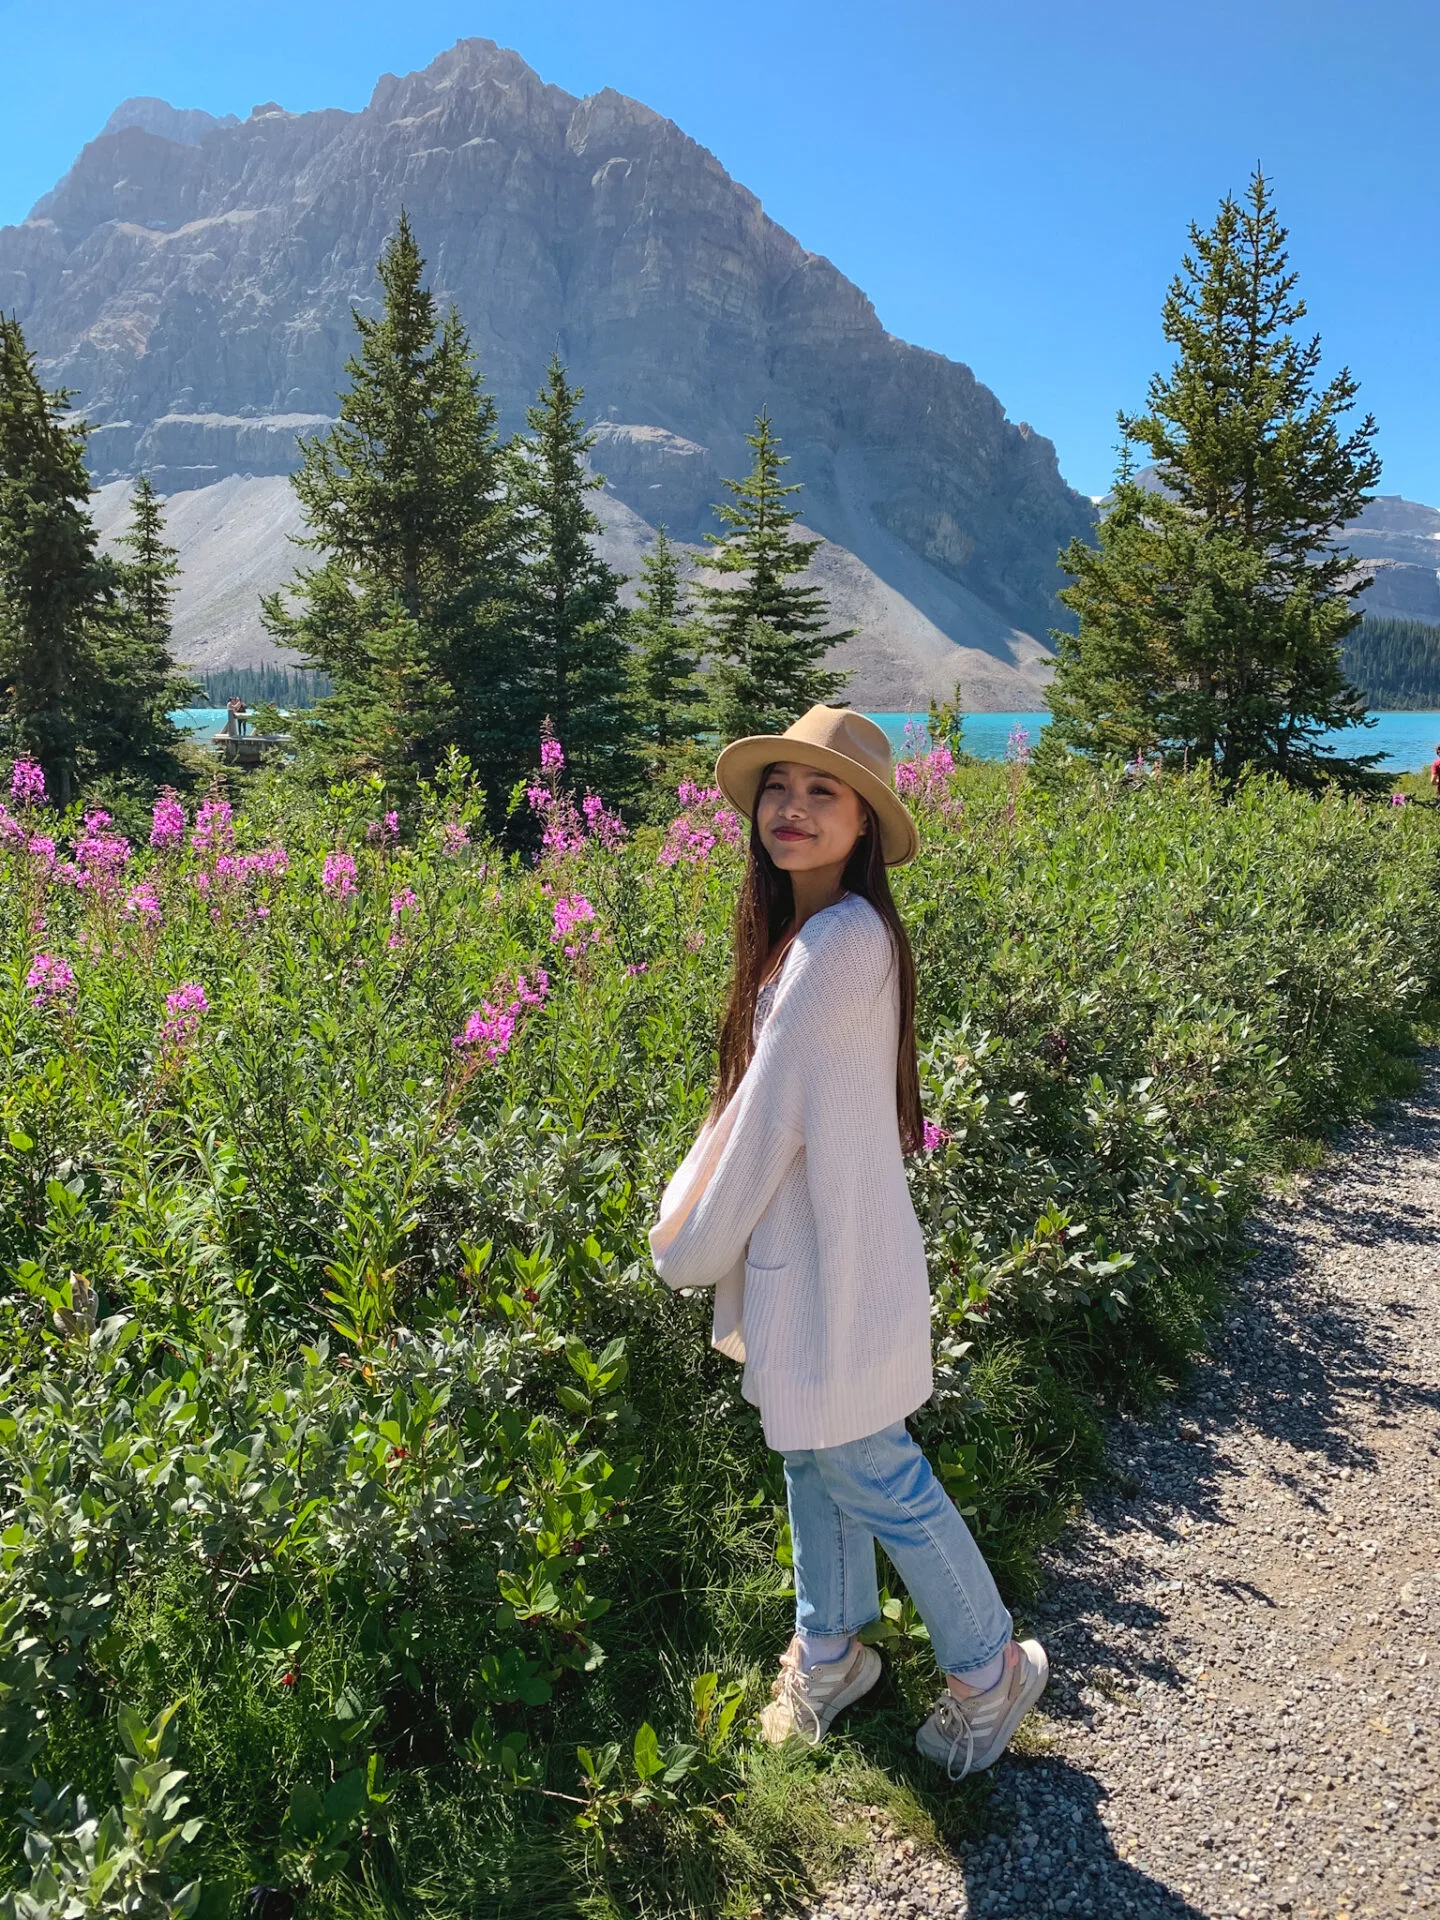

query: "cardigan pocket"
xmin=740 ymin=1257 xmax=789 ymax=1363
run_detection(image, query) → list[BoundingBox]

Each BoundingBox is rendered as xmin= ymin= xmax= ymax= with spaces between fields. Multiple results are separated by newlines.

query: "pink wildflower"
xmin=550 ymin=893 xmax=597 ymax=957
xmin=388 ymin=886 xmax=418 ymax=948
xmin=453 ymin=968 xmax=550 ymax=1061
xmin=624 ymin=961 xmax=649 ymax=976
xmin=150 ymin=790 xmax=186 ymax=850
xmin=191 ymin=798 xmax=234 ymax=854
xmin=216 ymin=848 xmax=288 ymax=890
xmin=26 ymin=952 xmax=75 ymax=1009
xmin=676 ymin=779 xmax=721 ymax=808
xmin=1004 ymin=728 xmax=1031 ymax=768
xmin=161 ymin=980 xmax=208 ymax=1052
xmin=124 ymin=881 xmax=162 ymax=922
xmin=540 ymin=737 xmax=565 ymax=775
xmin=1391 ymin=791 xmax=1409 ymax=808
xmin=27 ymin=835 xmax=57 ymax=871
xmin=896 ymin=742 xmax=963 ymax=824
xmin=580 ymin=791 xmax=629 ymax=849
xmin=922 ymin=1119 xmax=951 ymax=1153
xmin=9 ymin=759 xmax=46 ymax=808
xmin=366 ymin=811 xmax=400 ymax=845
xmin=658 ymin=816 xmax=717 ymax=868
xmin=440 ymin=821 xmax=469 ymax=857
xmin=322 ymin=851 xmax=357 ymax=897
xmin=0 ymin=806 xmax=24 ymax=850
xmin=63 ymin=819 xmax=132 ymax=897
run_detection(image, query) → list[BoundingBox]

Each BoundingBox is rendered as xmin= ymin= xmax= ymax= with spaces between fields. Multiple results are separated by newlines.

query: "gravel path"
xmin=804 ymin=1062 xmax=1440 ymax=1920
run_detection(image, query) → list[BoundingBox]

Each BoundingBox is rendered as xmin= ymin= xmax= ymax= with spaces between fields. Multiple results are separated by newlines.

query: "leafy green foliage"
xmin=0 ymin=746 xmax=1436 ymax=1914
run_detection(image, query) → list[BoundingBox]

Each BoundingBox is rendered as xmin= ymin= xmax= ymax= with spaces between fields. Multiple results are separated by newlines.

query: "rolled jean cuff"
xmin=797 ymin=1618 xmax=873 ymax=1644
xmin=939 ymin=1624 xmax=1013 ymax=1682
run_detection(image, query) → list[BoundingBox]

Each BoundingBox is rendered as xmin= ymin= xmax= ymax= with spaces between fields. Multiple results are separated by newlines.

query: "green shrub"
xmin=1 ymin=750 xmax=1436 ymax=1914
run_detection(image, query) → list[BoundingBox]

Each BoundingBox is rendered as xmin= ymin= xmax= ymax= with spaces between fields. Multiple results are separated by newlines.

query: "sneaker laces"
xmin=932 ymin=1661 xmax=1014 ymax=1781
xmin=932 ymin=1695 xmax=978 ymax=1781
xmin=769 ymin=1643 xmax=824 ymax=1743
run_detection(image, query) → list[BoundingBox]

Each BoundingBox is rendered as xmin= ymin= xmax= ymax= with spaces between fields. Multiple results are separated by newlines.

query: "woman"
xmin=648 ymin=704 xmax=1047 ymax=1780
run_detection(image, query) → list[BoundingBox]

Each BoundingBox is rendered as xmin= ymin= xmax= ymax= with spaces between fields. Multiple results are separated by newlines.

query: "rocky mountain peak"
xmin=99 ymin=97 xmax=239 ymax=145
xmin=2 ymin=39 xmax=1104 ymax=705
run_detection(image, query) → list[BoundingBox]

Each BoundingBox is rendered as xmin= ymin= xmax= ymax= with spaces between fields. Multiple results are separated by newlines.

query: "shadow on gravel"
xmin=963 ymin=1757 xmax=1208 ymax=1919
xmin=1050 ymin=1081 xmax=1440 ymax=1618
xmin=946 ymin=1071 xmax=1440 ymax=1911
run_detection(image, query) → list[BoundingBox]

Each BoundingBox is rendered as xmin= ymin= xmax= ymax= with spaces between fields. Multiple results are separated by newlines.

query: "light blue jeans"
xmin=782 ymin=1419 xmax=1013 ymax=1680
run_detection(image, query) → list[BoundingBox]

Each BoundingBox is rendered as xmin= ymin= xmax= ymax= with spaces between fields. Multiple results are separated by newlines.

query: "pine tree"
xmin=697 ymin=409 xmax=851 ymax=737
xmin=0 ymin=315 xmax=113 ymax=809
xmin=1045 ymin=171 xmax=1384 ymax=788
xmin=97 ymin=476 xmax=202 ymax=781
xmin=508 ymin=357 xmax=641 ymax=801
xmin=629 ymin=526 xmax=708 ymax=756
xmin=0 ymin=318 xmax=190 ymax=806
xmin=262 ymin=213 xmax=519 ymax=790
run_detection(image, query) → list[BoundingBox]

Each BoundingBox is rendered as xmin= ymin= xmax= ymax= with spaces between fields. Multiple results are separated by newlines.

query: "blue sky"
xmin=1 ymin=0 xmax=1435 ymax=504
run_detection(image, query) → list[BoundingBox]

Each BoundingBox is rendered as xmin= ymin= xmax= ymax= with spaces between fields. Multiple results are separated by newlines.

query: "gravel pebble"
xmin=802 ymin=1061 xmax=1440 ymax=1918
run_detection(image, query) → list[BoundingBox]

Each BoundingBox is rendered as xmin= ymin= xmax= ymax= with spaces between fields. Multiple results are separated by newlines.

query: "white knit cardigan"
xmin=647 ymin=892 xmax=934 ymax=1450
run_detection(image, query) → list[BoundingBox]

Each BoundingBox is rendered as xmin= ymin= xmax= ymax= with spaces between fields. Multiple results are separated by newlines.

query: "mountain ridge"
xmin=0 ymin=36 xmax=1097 ymax=706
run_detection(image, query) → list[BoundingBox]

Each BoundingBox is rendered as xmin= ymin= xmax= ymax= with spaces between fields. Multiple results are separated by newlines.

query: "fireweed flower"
xmin=658 ymin=778 xmax=745 ymax=868
xmin=0 ymin=806 xmax=24 ymax=850
xmin=922 ymin=1119 xmax=951 ymax=1153
xmin=550 ymin=893 xmax=597 ymax=957
xmin=896 ymin=744 xmax=962 ymax=822
xmin=624 ymin=961 xmax=649 ymax=976
xmin=10 ymin=759 xmax=46 ymax=808
xmin=453 ymin=968 xmax=550 ymax=1061
xmin=388 ymin=887 xmax=419 ymax=948
xmin=1391 ymin=792 xmax=1409 ymax=808
xmin=440 ymin=821 xmax=469 ymax=857
xmin=216 ymin=848 xmax=289 ymax=890
xmin=124 ymin=881 xmax=163 ymax=922
xmin=581 ymin=791 xmax=628 ymax=849
xmin=27 ymin=835 xmax=57 ymax=871
xmin=150 ymin=792 xmax=186 ymax=850
xmin=540 ymin=737 xmax=565 ymax=775
xmin=26 ymin=953 xmax=76 ymax=1009
xmin=676 ymin=779 xmax=721 ymax=808
xmin=62 ymin=817 xmax=132 ymax=897
xmin=366 ymin=811 xmax=400 ymax=845
xmin=322 ymin=852 xmax=357 ymax=897
xmin=1004 ymin=727 xmax=1032 ymax=767
xmin=191 ymin=798 xmax=234 ymax=854
xmin=161 ymin=981 xmax=209 ymax=1052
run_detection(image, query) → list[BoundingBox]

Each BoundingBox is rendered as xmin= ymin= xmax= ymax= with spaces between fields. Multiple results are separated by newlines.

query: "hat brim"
xmin=714 ymin=735 xmax=920 ymax=866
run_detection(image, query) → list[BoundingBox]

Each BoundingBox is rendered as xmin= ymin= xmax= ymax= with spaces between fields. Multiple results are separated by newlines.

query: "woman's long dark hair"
xmin=709 ymin=764 xmax=923 ymax=1152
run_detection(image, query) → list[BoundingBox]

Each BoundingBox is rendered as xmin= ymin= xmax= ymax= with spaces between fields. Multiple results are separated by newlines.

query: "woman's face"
xmin=755 ymin=760 xmax=868 ymax=876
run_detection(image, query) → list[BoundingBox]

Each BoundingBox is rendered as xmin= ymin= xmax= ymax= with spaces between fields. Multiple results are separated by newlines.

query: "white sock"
xmin=797 ymin=1631 xmax=853 ymax=1671
xmin=951 ymin=1648 xmax=1005 ymax=1694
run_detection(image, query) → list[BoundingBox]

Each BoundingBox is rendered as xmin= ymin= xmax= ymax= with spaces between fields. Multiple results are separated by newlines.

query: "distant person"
xmin=648 ymin=704 xmax=1047 ymax=1779
xmin=1430 ymin=744 xmax=1440 ymax=804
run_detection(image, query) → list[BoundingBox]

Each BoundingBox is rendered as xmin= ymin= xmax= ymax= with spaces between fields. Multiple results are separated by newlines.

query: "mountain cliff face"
xmin=0 ymin=38 xmax=1097 ymax=703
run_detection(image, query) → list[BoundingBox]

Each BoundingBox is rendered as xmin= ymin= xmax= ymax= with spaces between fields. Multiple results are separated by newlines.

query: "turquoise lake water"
xmin=170 ymin=708 xmax=1440 ymax=774
xmin=868 ymin=711 xmax=1440 ymax=774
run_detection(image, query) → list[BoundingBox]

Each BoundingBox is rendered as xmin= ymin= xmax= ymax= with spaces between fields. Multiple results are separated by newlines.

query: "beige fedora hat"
xmin=714 ymin=704 xmax=920 ymax=866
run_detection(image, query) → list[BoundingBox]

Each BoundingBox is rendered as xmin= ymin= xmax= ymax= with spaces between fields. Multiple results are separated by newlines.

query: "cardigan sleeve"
xmin=648 ymin=902 xmax=901 ymax=1294
xmin=647 ymin=945 xmax=811 ymax=1292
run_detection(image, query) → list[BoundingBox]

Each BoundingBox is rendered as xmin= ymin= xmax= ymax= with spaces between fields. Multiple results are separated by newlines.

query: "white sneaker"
xmin=757 ymin=1634 xmax=883 ymax=1746
xmin=915 ymin=1638 xmax=1049 ymax=1780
